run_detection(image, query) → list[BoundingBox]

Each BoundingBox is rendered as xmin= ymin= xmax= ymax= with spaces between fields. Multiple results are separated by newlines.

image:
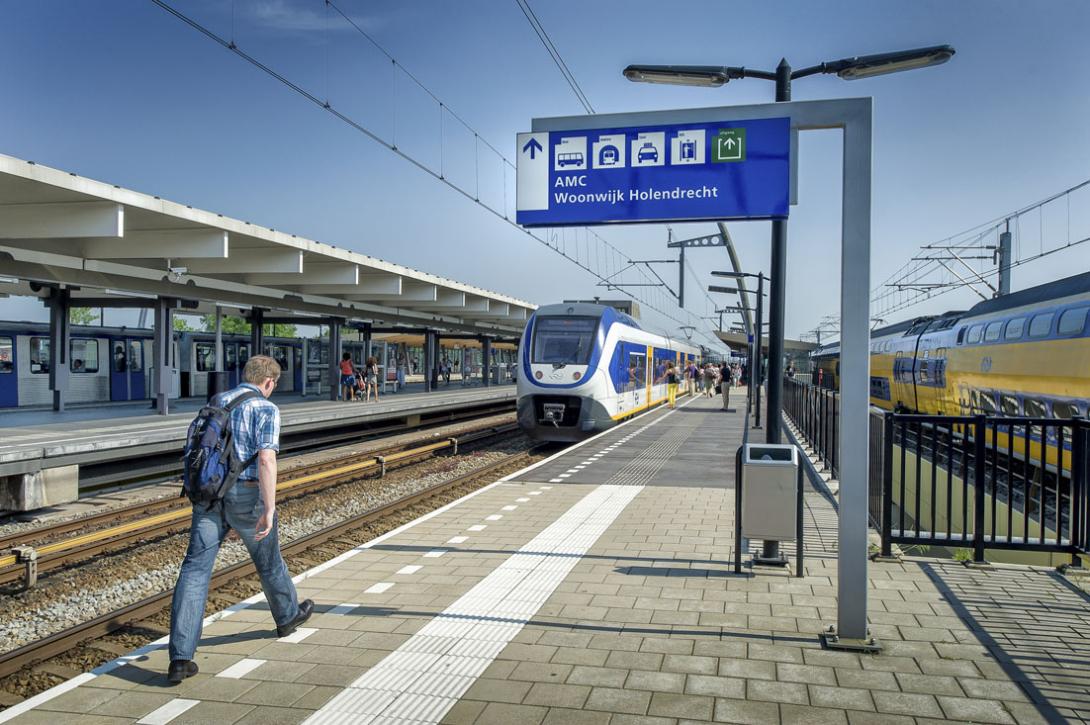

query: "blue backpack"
xmin=181 ymin=390 xmax=261 ymax=508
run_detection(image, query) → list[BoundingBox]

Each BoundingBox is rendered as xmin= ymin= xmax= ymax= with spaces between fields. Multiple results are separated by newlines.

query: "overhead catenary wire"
xmin=870 ymin=177 xmax=1090 ymax=318
xmin=513 ymin=0 xmax=595 ymax=115
xmin=149 ymin=0 xmax=717 ymax=344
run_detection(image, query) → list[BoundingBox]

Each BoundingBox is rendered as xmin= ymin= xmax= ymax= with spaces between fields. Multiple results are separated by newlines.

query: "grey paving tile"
xmin=712 ymin=697 xmax=781 ymax=724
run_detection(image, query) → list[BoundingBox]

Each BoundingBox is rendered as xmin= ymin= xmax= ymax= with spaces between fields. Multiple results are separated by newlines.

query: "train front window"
xmin=0 ymin=337 xmax=11 ymax=374
xmin=532 ymin=317 xmax=598 ymax=365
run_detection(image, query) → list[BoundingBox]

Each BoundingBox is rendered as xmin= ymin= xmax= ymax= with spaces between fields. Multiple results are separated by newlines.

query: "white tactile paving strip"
xmin=302 ymin=484 xmax=645 ymax=725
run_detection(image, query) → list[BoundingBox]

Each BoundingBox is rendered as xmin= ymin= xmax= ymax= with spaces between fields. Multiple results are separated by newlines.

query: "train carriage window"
xmin=267 ymin=344 xmax=289 ymax=371
xmin=129 ymin=341 xmax=143 ymax=372
xmin=1058 ymin=307 xmax=1089 ymax=336
xmin=1023 ymin=398 xmax=1047 ymax=418
xmin=1000 ymin=394 xmax=1020 ymax=416
xmin=978 ymin=391 xmax=999 ymax=415
xmin=966 ymin=325 xmax=983 ymax=344
xmin=0 ymin=337 xmax=11 ymax=374
xmin=113 ymin=344 xmax=127 ymax=372
xmin=1028 ymin=312 xmax=1053 ymax=338
xmin=1004 ymin=318 xmax=1025 ymax=340
xmin=626 ymin=352 xmax=646 ymax=392
xmin=70 ymin=338 xmax=99 ymax=373
xmin=195 ymin=343 xmax=216 ymax=372
xmin=239 ymin=345 xmax=250 ymax=367
xmin=983 ymin=322 xmax=1003 ymax=342
xmin=29 ymin=338 xmax=50 ymax=373
xmin=1053 ymin=400 xmax=1081 ymax=419
xmin=225 ymin=345 xmax=237 ymax=371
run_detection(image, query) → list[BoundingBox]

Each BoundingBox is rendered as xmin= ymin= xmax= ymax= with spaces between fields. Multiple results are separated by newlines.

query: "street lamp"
xmin=709 ymin=270 xmax=767 ymax=428
xmin=626 ymin=45 xmax=955 ymax=450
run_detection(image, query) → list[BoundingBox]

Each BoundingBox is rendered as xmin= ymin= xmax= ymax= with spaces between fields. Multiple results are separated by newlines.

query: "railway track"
xmin=0 ymin=444 xmax=547 ymax=687
xmin=0 ymin=420 xmax=520 ymax=588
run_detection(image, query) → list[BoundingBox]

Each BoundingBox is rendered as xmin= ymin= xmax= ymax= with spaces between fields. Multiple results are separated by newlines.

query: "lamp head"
xmin=623 ymin=64 xmax=740 ymax=87
xmin=830 ymin=45 xmax=955 ymax=80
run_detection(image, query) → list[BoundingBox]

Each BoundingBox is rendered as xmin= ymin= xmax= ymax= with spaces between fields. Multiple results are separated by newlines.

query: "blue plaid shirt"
xmin=215 ymin=383 xmax=280 ymax=481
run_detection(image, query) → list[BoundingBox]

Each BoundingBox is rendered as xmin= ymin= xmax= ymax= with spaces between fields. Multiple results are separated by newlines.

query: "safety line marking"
xmin=136 ymin=698 xmax=200 ymax=724
xmin=447 ymin=536 xmax=469 ymax=544
xmin=364 ymin=583 xmax=393 ymax=594
xmin=217 ymin=658 xmax=266 ymax=679
xmin=278 ymin=627 xmax=317 ymax=644
xmin=397 ymin=565 xmax=422 ymax=575
xmin=467 ymin=525 xmax=486 ymax=532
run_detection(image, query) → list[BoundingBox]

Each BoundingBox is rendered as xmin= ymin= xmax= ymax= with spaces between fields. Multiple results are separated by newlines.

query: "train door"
xmin=293 ymin=345 xmax=303 ymax=391
xmin=109 ymin=337 xmax=147 ymax=401
xmin=0 ymin=333 xmax=16 ymax=407
xmin=225 ymin=344 xmax=239 ymax=387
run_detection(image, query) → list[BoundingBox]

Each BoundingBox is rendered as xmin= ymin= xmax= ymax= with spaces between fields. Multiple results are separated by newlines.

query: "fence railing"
xmin=879 ymin=413 xmax=1089 ymax=563
xmin=784 ymin=379 xmax=839 ymax=479
xmin=783 ymin=378 xmax=1090 ymax=564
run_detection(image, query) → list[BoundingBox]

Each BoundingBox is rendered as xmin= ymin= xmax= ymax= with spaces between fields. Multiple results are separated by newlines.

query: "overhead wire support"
xmin=150 ymin=0 xmax=715 ymax=338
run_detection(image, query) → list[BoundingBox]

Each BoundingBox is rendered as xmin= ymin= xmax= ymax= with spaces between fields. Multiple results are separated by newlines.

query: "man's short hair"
xmin=243 ymin=355 xmax=281 ymax=385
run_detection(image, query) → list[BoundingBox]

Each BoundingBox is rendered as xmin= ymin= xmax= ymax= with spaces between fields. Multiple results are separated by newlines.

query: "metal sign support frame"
xmin=531 ymin=97 xmax=874 ymax=648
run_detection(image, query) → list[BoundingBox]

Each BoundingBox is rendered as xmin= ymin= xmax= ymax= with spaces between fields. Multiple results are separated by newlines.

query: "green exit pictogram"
xmin=712 ymin=128 xmax=745 ymax=163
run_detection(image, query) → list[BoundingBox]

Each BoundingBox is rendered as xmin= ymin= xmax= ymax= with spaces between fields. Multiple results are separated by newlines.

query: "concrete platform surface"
xmin=0 ymin=386 xmax=515 ymax=478
xmin=3 ymin=394 xmax=1088 ymax=724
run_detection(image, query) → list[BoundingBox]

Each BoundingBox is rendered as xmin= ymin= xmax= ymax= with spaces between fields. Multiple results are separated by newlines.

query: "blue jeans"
xmin=168 ymin=484 xmax=299 ymax=661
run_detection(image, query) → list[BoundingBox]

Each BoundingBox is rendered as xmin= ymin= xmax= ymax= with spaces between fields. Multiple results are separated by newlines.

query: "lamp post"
xmin=711 ymin=270 xmax=767 ymax=427
xmin=626 ymin=45 xmax=955 ymax=447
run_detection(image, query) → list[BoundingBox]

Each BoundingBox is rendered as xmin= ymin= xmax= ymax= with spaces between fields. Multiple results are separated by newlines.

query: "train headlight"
xmin=534 ymin=371 xmax=543 ymax=380
xmin=572 ymin=371 xmax=582 ymax=381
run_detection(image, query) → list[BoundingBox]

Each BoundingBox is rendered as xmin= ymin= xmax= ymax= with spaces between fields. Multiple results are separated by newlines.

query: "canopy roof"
xmin=0 ymin=153 xmax=535 ymax=334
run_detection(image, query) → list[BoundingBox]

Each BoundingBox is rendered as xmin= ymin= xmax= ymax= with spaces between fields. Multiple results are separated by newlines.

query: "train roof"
xmin=962 ymin=270 xmax=1090 ymax=319
xmin=533 ymin=302 xmax=641 ymax=330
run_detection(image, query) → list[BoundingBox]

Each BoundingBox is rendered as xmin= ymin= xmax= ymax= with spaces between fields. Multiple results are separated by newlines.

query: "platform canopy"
xmin=715 ymin=330 xmax=818 ymax=353
xmin=0 ymin=154 xmax=535 ymax=334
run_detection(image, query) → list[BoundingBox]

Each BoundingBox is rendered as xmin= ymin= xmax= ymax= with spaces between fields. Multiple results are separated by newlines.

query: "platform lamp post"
xmin=711 ymin=271 xmax=767 ymax=427
xmin=625 ymin=45 xmax=955 ymax=449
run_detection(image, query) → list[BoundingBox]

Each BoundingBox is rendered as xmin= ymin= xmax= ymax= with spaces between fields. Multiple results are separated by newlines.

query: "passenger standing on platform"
xmin=339 ymin=353 xmax=356 ymax=401
xmin=364 ymin=355 xmax=380 ymax=402
xmin=665 ymin=361 xmax=679 ymax=409
xmin=686 ymin=361 xmax=697 ymax=396
xmin=167 ymin=355 xmax=313 ymax=684
xmin=703 ymin=363 xmax=717 ymax=398
xmin=732 ymin=363 xmax=742 ymax=389
xmin=719 ymin=362 xmax=731 ymax=410
xmin=396 ymin=353 xmax=406 ymax=391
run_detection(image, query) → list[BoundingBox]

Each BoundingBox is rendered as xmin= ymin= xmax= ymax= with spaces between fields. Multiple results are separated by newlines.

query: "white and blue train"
xmin=517 ymin=302 xmax=702 ymax=441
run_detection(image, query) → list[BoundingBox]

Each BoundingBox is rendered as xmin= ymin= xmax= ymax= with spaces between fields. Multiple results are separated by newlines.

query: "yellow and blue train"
xmin=516 ymin=302 xmax=701 ymax=441
xmin=812 ymin=271 xmax=1090 ymax=466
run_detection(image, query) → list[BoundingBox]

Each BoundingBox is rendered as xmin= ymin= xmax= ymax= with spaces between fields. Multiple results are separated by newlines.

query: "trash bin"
xmin=207 ymin=371 xmax=230 ymax=402
xmin=740 ymin=443 xmax=799 ymax=541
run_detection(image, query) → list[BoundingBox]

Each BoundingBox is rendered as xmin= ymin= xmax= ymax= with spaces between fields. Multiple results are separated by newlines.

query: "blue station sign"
xmin=516 ymin=116 xmax=790 ymax=227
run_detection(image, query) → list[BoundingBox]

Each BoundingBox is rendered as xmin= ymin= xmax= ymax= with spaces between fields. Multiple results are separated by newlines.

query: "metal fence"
xmin=784 ymin=378 xmax=1090 ymax=564
xmin=784 ymin=379 xmax=839 ymax=478
xmin=878 ymin=413 xmax=1089 ymax=564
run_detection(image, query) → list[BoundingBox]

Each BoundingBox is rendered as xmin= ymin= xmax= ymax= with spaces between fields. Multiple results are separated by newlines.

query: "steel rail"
xmin=0 ymin=423 xmax=519 ymax=584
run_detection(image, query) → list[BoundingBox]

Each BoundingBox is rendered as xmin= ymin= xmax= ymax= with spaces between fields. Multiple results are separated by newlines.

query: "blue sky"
xmin=1 ymin=1 xmax=1088 ymax=342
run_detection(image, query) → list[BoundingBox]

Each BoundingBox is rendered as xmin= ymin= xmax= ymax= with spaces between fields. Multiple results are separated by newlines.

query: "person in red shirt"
xmin=339 ymin=353 xmax=356 ymax=401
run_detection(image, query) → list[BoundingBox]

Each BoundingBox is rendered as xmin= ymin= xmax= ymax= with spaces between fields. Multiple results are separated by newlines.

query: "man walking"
xmin=167 ymin=355 xmax=313 ymax=683
xmin=719 ymin=361 xmax=731 ymax=410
